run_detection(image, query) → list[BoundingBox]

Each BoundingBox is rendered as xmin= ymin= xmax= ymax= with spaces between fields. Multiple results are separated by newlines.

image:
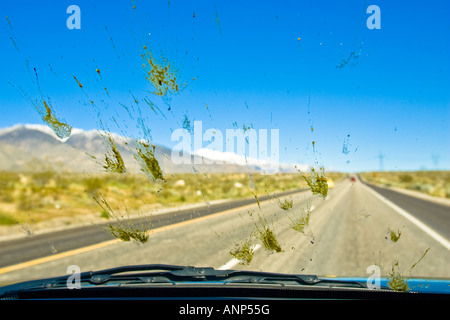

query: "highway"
xmin=0 ymin=188 xmax=303 ymax=269
xmin=0 ymin=176 xmax=449 ymax=285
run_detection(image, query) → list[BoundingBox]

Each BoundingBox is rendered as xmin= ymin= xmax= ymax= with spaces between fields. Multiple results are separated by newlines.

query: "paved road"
xmin=362 ymin=181 xmax=450 ymax=240
xmin=0 ymin=188 xmax=304 ymax=268
xmin=1 ymin=177 xmax=449 ymax=285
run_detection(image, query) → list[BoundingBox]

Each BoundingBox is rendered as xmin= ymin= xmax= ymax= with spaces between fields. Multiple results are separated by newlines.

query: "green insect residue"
xmin=260 ymin=227 xmax=282 ymax=253
xmin=40 ymin=101 xmax=72 ymax=139
xmin=253 ymin=192 xmax=261 ymax=209
xmin=410 ymin=248 xmax=430 ymax=271
xmin=106 ymin=223 xmax=149 ymax=243
xmin=229 ymin=238 xmax=255 ymax=265
xmin=278 ymin=197 xmax=293 ymax=211
xmin=134 ymin=140 xmax=165 ymax=181
xmin=93 ymin=194 xmax=150 ymax=244
xmin=254 ymin=215 xmax=282 ymax=253
xmin=242 ymin=123 xmax=254 ymax=133
xmin=141 ymin=47 xmax=180 ymax=97
xmin=387 ymin=248 xmax=430 ymax=292
xmin=290 ymin=205 xmax=311 ymax=234
xmin=301 ymin=167 xmax=328 ymax=198
xmin=388 ymin=261 xmax=410 ymax=292
xmin=103 ymin=134 xmax=127 ymax=174
xmin=388 ymin=228 xmax=402 ymax=243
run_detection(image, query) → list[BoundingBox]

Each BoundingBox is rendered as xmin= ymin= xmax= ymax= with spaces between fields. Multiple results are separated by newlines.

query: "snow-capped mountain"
xmin=0 ymin=124 xmax=304 ymax=174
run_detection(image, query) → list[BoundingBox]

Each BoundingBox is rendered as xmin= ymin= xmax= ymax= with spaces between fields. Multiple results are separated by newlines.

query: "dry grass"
xmin=0 ymin=170 xmax=345 ymax=226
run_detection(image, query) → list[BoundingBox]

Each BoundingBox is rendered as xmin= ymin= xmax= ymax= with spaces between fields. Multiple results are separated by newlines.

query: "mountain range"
xmin=0 ymin=124 xmax=303 ymax=174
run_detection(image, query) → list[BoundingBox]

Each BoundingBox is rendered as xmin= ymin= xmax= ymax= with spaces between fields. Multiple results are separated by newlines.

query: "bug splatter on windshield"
xmin=388 ymin=261 xmax=410 ymax=292
xmin=290 ymin=204 xmax=312 ymax=234
xmin=229 ymin=237 xmax=256 ymax=265
xmin=93 ymin=194 xmax=151 ymax=244
xmin=39 ymin=101 xmax=72 ymax=140
xmin=278 ymin=197 xmax=293 ymax=211
xmin=387 ymin=227 xmax=402 ymax=243
xmin=102 ymin=133 xmax=127 ymax=174
xmin=134 ymin=140 xmax=165 ymax=182
xmin=141 ymin=46 xmax=181 ymax=98
xmin=254 ymin=215 xmax=282 ymax=253
xmin=299 ymin=166 xmax=328 ymax=199
xmin=387 ymin=248 xmax=430 ymax=292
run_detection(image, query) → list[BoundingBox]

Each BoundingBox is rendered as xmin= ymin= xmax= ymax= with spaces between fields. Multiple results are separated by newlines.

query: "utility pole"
xmin=431 ymin=154 xmax=440 ymax=170
xmin=378 ymin=151 xmax=385 ymax=171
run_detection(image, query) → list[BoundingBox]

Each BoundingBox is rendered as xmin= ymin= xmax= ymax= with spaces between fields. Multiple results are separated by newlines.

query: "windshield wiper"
xmin=86 ymin=264 xmax=326 ymax=286
xmin=0 ymin=264 xmax=369 ymax=297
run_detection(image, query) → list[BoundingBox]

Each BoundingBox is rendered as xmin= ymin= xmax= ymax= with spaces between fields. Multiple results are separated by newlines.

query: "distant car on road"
xmin=350 ymin=177 xmax=357 ymax=182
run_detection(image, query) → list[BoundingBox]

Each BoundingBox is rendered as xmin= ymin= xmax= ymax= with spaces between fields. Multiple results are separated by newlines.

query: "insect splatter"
xmin=214 ymin=5 xmax=222 ymax=34
xmin=290 ymin=204 xmax=312 ymax=234
xmin=387 ymin=248 xmax=430 ymax=292
xmin=134 ymin=140 xmax=165 ymax=182
xmin=73 ymin=75 xmax=83 ymax=88
xmin=93 ymin=194 xmax=151 ymax=244
xmin=9 ymin=36 xmax=20 ymax=53
xmin=141 ymin=46 xmax=180 ymax=98
xmin=278 ymin=197 xmax=293 ymax=211
xmin=40 ymin=101 xmax=72 ymax=140
xmin=342 ymin=134 xmax=351 ymax=155
xmin=6 ymin=15 xmax=13 ymax=30
xmin=102 ymin=133 xmax=127 ymax=174
xmin=300 ymin=167 xmax=328 ymax=199
xmin=254 ymin=214 xmax=282 ymax=253
xmin=181 ymin=113 xmax=192 ymax=132
xmin=229 ymin=237 xmax=256 ymax=265
xmin=387 ymin=227 xmax=402 ymax=243
xmin=336 ymin=42 xmax=364 ymax=69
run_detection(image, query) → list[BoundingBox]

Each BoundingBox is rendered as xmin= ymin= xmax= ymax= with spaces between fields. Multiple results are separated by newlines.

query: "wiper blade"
xmin=0 ymin=264 xmax=187 ymax=296
xmin=88 ymin=264 xmax=188 ymax=284
xmin=86 ymin=264 xmax=323 ymax=286
xmin=0 ymin=264 xmax=368 ymax=296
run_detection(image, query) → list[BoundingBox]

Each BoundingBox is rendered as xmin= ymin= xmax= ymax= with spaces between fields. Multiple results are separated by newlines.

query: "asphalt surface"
xmin=0 ymin=188 xmax=304 ymax=269
xmin=0 ymin=177 xmax=449 ymax=285
xmin=362 ymin=182 xmax=450 ymax=240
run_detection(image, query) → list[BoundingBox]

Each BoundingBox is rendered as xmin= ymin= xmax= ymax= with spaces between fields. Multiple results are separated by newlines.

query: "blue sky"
xmin=0 ymin=0 xmax=449 ymax=172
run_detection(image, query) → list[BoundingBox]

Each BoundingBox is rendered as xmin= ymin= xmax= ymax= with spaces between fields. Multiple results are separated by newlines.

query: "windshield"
xmin=0 ymin=0 xmax=449 ymax=294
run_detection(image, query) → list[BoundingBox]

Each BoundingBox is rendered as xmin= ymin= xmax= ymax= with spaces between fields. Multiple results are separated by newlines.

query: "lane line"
xmin=0 ymin=239 xmax=121 ymax=275
xmin=363 ymin=183 xmax=450 ymax=251
xmin=218 ymin=244 xmax=262 ymax=270
xmin=0 ymin=192 xmax=296 ymax=275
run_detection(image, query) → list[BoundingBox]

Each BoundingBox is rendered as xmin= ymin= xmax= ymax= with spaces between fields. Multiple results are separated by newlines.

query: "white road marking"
xmin=0 ymin=195 xmax=279 ymax=275
xmin=218 ymin=244 xmax=262 ymax=270
xmin=363 ymin=183 xmax=450 ymax=251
